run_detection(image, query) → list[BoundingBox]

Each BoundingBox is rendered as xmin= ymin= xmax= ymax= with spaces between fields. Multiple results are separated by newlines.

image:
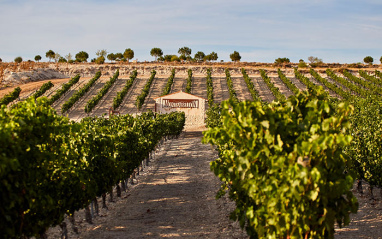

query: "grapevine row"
xmin=309 ymin=68 xmax=351 ymax=100
xmin=85 ymin=70 xmax=119 ymax=113
xmin=326 ymin=69 xmax=367 ymax=97
xmin=136 ymin=70 xmax=156 ymax=109
xmin=224 ymin=68 xmax=238 ymax=103
xmin=359 ymin=70 xmax=382 ymax=86
xmin=0 ymin=97 xmax=185 ymax=238
xmin=0 ymin=87 xmax=21 ymax=106
xmin=112 ymin=70 xmax=138 ymax=110
xmin=203 ymin=89 xmax=357 ymax=238
xmin=294 ymin=68 xmax=319 ymax=90
xmin=32 ymin=81 xmax=54 ymax=99
xmin=61 ymin=72 xmax=101 ymax=113
xmin=259 ymin=69 xmax=286 ymax=101
xmin=206 ymin=68 xmax=214 ymax=107
xmin=48 ymin=74 xmax=80 ymax=105
xmin=161 ymin=68 xmax=176 ymax=96
xmin=277 ymin=68 xmax=300 ymax=95
xmin=342 ymin=70 xmax=379 ymax=94
xmin=185 ymin=69 xmax=192 ymax=94
xmin=241 ymin=68 xmax=261 ymax=101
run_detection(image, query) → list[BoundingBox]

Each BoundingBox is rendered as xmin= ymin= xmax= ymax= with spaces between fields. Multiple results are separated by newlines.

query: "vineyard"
xmin=1 ymin=64 xmax=382 ymax=238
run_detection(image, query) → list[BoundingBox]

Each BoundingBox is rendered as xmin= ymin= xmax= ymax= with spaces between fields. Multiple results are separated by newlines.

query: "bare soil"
xmin=47 ymin=127 xmax=249 ymax=239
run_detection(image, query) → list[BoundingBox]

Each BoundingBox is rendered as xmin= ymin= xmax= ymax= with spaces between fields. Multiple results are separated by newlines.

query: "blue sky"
xmin=0 ymin=0 xmax=381 ymax=63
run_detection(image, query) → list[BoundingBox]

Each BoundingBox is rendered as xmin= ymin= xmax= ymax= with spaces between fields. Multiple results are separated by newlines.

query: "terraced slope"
xmin=118 ymin=76 xmax=149 ymax=115
xmin=231 ymin=76 xmax=254 ymax=102
xmin=92 ymin=77 xmax=128 ymax=117
xmin=212 ymin=75 xmax=230 ymax=105
xmin=65 ymin=77 xmax=109 ymax=121
xmin=170 ymin=77 xmax=186 ymax=93
xmin=51 ymin=79 xmax=89 ymax=113
xmin=141 ymin=75 xmax=169 ymax=112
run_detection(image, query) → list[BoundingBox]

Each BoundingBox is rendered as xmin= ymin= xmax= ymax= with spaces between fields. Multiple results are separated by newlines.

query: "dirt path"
xmin=48 ymin=127 xmax=248 ymax=238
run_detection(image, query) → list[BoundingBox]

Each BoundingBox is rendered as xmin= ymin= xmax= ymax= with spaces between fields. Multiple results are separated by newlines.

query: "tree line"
xmin=4 ymin=48 xmax=382 ymax=65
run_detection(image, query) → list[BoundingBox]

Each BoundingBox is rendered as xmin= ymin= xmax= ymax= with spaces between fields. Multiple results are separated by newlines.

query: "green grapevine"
xmin=136 ymin=70 xmax=156 ymax=109
xmin=112 ymin=70 xmax=138 ymax=110
xmin=85 ymin=70 xmax=119 ymax=113
xmin=61 ymin=72 xmax=101 ymax=113
xmin=260 ymin=69 xmax=286 ymax=101
xmin=203 ymin=88 xmax=358 ymax=238
xmin=161 ymin=69 xmax=176 ymax=96
xmin=0 ymin=87 xmax=21 ymax=106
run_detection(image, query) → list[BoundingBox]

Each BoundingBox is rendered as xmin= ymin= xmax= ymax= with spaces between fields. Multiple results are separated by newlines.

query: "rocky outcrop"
xmin=2 ymin=68 xmax=67 ymax=87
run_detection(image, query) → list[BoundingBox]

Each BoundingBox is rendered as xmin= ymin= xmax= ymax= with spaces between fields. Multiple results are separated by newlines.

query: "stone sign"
xmin=154 ymin=91 xmax=207 ymax=127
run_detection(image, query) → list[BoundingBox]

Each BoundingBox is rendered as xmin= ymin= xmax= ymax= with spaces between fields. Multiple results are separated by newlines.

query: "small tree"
xmin=75 ymin=51 xmax=89 ymax=62
xmin=0 ymin=58 xmax=2 ymax=62
xmin=171 ymin=55 xmax=180 ymax=62
xmin=58 ymin=57 xmax=67 ymax=63
xmin=380 ymin=56 xmax=382 ymax=64
xmin=163 ymin=55 xmax=173 ymax=62
xmin=34 ymin=55 xmax=42 ymax=62
xmin=194 ymin=51 xmax=205 ymax=61
xmin=114 ymin=53 xmax=124 ymax=61
xmin=54 ymin=53 xmax=61 ymax=63
xmin=95 ymin=56 xmax=105 ymax=64
xmin=230 ymin=51 xmax=241 ymax=62
xmin=209 ymin=51 xmax=218 ymax=61
xmin=107 ymin=53 xmax=116 ymax=62
xmin=178 ymin=47 xmax=192 ymax=58
xmin=46 ymin=50 xmax=55 ymax=62
xmin=14 ymin=57 xmax=23 ymax=64
xmin=65 ymin=53 xmax=73 ymax=63
xmin=204 ymin=54 xmax=212 ymax=62
xmin=96 ymin=49 xmax=108 ymax=58
xmin=123 ymin=48 xmax=134 ymax=62
xmin=274 ymin=57 xmax=290 ymax=65
xmin=179 ymin=55 xmax=187 ymax=62
xmin=364 ymin=56 xmax=373 ymax=64
xmin=150 ymin=48 xmax=163 ymax=61
xmin=308 ymin=56 xmax=323 ymax=67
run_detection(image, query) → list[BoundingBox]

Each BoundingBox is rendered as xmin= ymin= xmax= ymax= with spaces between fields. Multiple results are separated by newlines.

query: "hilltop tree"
xmin=364 ymin=56 xmax=373 ymax=64
xmin=54 ymin=53 xmax=61 ymax=63
xmin=95 ymin=56 xmax=105 ymax=64
xmin=14 ymin=56 xmax=23 ymax=63
xmin=34 ymin=55 xmax=42 ymax=62
xmin=123 ymin=48 xmax=134 ymax=62
xmin=107 ymin=53 xmax=116 ymax=62
xmin=308 ymin=56 xmax=323 ymax=67
xmin=150 ymin=48 xmax=163 ymax=61
xmin=96 ymin=49 xmax=108 ymax=58
xmin=194 ymin=51 xmax=205 ymax=61
xmin=65 ymin=53 xmax=73 ymax=63
xmin=380 ymin=56 xmax=382 ymax=64
xmin=45 ymin=50 xmax=55 ymax=62
xmin=178 ymin=47 xmax=192 ymax=58
xmin=274 ymin=57 xmax=290 ymax=65
xmin=75 ymin=51 xmax=89 ymax=62
xmin=58 ymin=57 xmax=67 ymax=63
xmin=163 ymin=55 xmax=173 ymax=62
xmin=208 ymin=51 xmax=218 ymax=61
xmin=0 ymin=58 xmax=2 ymax=62
xmin=114 ymin=53 xmax=124 ymax=61
xmin=230 ymin=51 xmax=241 ymax=62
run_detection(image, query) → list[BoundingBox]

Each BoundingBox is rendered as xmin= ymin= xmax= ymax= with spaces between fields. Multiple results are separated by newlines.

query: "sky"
xmin=0 ymin=0 xmax=381 ymax=63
